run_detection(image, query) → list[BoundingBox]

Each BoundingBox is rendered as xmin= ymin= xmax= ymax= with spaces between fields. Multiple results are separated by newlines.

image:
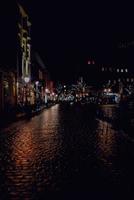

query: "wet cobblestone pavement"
xmin=0 ymin=104 xmax=134 ymax=199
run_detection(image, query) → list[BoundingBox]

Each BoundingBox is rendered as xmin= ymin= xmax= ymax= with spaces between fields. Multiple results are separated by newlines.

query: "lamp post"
xmin=35 ymin=81 xmax=39 ymax=99
xmin=24 ymin=76 xmax=31 ymax=115
xmin=35 ymin=81 xmax=39 ymax=110
xmin=45 ymin=88 xmax=49 ymax=106
xmin=24 ymin=76 xmax=30 ymax=103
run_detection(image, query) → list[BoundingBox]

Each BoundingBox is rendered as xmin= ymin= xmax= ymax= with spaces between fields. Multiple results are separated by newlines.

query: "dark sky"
xmin=1 ymin=1 xmax=134 ymax=83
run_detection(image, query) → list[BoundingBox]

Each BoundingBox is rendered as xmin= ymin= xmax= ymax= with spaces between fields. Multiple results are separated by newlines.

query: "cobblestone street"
xmin=0 ymin=104 xmax=134 ymax=199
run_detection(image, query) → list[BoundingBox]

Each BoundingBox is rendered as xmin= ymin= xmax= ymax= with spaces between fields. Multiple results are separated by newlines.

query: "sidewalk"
xmin=0 ymin=103 xmax=56 ymax=129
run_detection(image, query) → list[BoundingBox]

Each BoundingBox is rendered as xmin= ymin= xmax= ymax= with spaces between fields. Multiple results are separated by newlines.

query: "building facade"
xmin=100 ymin=65 xmax=134 ymax=96
xmin=0 ymin=1 xmax=17 ymax=114
xmin=17 ymin=4 xmax=32 ymax=107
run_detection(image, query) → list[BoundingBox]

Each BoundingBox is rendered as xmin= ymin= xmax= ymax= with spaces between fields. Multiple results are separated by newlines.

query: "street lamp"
xmin=35 ymin=81 xmax=39 ymax=86
xmin=108 ymin=88 xmax=111 ymax=93
xmin=24 ymin=76 xmax=31 ymax=114
xmin=45 ymin=88 xmax=49 ymax=93
xmin=35 ymin=81 xmax=39 ymax=108
xmin=45 ymin=88 xmax=49 ymax=105
xmin=104 ymin=89 xmax=107 ymax=93
xmin=24 ymin=77 xmax=30 ymax=103
xmin=24 ymin=77 xmax=30 ymax=83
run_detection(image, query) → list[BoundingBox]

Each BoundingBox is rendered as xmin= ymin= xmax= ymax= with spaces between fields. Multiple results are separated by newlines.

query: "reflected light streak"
xmin=96 ymin=120 xmax=116 ymax=165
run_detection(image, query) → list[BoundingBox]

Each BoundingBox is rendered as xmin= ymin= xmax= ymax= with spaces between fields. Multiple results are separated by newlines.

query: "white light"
xmin=45 ymin=88 xmax=49 ymax=93
xmin=104 ymin=89 xmax=107 ymax=92
xmin=125 ymin=69 xmax=128 ymax=72
xmin=24 ymin=77 xmax=30 ymax=83
xmin=121 ymin=69 xmax=123 ymax=73
xmin=117 ymin=69 xmax=119 ymax=72
xmin=108 ymin=88 xmax=111 ymax=92
xmin=35 ymin=81 xmax=39 ymax=85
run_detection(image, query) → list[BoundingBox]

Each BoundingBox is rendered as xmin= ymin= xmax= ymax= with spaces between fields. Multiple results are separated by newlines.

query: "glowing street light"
xmin=104 ymin=89 xmax=107 ymax=92
xmin=35 ymin=81 xmax=39 ymax=85
xmin=45 ymin=88 xmax=49 ymax=93
xmin=24 ymin=77 xmax=30 ymax=83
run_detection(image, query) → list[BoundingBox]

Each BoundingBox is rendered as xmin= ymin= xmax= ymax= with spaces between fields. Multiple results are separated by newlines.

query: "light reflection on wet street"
xmin=0 ymin=104 xmax=134 ymax=199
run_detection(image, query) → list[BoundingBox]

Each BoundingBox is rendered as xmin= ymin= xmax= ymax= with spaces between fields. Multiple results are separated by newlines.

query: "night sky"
xmin=1 ymin=1 xmax=134 ymax=83
xmin=22 ymin=1 xmax=115 ymax=64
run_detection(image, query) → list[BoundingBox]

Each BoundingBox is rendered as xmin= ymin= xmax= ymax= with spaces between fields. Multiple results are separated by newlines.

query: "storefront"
xmin=0 ymin=69 xmax=16 ymax=113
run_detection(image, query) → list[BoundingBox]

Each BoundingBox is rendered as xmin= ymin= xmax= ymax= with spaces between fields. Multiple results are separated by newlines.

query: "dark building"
xmin=0 ymin=1 xmax=17 ymax=113
xmin=17 ymin=3 xmax=32 ymax=106
xmin=0 ymin=1 xmax=32 ymax=113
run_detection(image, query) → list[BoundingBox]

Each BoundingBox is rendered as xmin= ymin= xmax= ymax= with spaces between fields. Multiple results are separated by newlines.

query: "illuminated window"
xmin=117 ymin=69 xmax=119 ymax=72
xmin=102 ymin=67 xmax=104 ymax=71
xmin=125 ymin=69 xmax=128 ymax=72
xmin=121 ymin=69 xmax=123 ymax=72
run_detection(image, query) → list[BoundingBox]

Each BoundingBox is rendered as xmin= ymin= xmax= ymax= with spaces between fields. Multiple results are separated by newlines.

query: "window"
xmin=121 ymin=69 xmax=123 ymax=73
xmin=117 ymin=69 xmax=119 ymax=72
xmin=125 ymin=69 xmax=128 ymax=72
